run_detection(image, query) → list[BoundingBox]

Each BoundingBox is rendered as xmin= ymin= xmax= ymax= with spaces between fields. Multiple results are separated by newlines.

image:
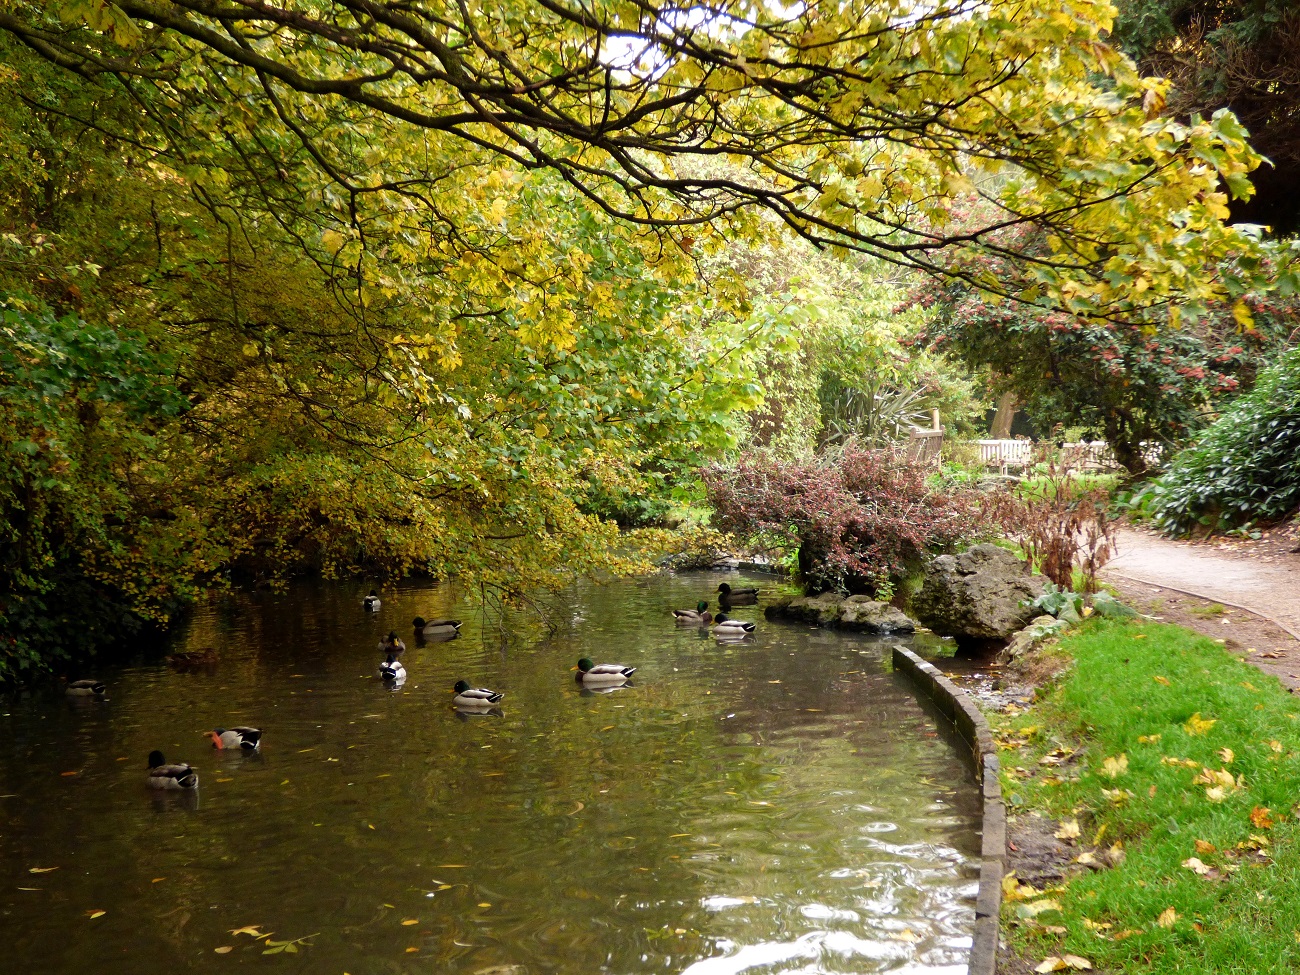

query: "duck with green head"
xmin=672 ymin=601 xmax=713 ymax=625
xmin=574 ymin=658 xmax=636 ymax=685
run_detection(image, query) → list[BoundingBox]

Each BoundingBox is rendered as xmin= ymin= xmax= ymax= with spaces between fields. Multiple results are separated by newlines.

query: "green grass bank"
xmin=994 ymin=618 xmax=1300 ymax=974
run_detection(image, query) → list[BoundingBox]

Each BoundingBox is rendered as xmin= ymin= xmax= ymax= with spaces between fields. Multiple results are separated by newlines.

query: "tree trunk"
xmin=990 ymin=392 xmax=1017 ymax=439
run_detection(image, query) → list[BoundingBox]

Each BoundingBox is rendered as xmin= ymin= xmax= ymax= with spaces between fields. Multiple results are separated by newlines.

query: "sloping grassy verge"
xmin=996 ymin=618 xmax=1300 ymax=974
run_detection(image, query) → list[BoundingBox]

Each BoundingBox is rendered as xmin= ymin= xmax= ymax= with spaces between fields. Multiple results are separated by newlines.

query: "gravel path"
xmin=1104 ymin=527 xmax=1300 ymax=639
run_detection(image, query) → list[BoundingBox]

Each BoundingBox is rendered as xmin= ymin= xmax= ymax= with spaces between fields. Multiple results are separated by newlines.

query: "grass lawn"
xmin=995 ymin=618 xmax=1300 ymax=973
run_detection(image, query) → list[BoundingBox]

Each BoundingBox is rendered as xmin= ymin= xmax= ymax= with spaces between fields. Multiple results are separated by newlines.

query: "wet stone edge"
xmin=892 ymin=647 xmax=1003 ymax=975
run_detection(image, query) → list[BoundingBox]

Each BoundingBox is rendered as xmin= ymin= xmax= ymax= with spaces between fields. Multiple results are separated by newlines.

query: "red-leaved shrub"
xmin=703 ymin=445 xmax=991 ymax=594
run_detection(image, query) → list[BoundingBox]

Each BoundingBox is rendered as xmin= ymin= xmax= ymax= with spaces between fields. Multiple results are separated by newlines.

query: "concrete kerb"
xmin=893 ymin=646 xmax=1004 ymax=975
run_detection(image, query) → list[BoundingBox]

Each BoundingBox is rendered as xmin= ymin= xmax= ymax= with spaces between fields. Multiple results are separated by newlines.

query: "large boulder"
xmin=912 ymin=544 xmax=1045 ymax=643
xmin=765 ymin=594 xmax=916 ymax=634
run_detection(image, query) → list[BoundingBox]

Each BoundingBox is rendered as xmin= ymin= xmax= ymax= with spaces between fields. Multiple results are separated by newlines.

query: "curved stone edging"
xmin=892 ymin=647 xmax=1004 ymax=975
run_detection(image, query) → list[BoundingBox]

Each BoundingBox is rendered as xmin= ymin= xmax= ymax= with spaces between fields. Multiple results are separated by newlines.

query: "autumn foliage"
xmin=703 ymin=445 xmax=990 ymax=594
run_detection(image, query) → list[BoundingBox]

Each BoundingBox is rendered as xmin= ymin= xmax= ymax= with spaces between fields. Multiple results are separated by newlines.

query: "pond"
xmin=0 ymin=573 xmax=980 ymax=974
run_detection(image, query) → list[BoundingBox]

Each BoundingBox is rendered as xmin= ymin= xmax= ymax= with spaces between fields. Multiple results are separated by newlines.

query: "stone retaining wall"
xmin=892 ymin=647 xmax=1004 ymax=975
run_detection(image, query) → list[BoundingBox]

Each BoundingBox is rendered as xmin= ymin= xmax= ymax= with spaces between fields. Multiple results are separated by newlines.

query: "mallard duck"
xmin=207 ymin=727 xmax=262 ymax=751
xmin=672 ymin=601 xmax=713 ymax=625
xmin=147 ymin=750 xmax=198 ymax=790
xmin=713 ymin=614 xmax=756 ymax=635
xmin=575 ymin=658 xmax=636 ymax=685
xmin=363 ymin=590 xmax=381 ymax=612
xmin=378 ymin=631 xmax=407 ymax=656
xmin=453 ymin=680 xmax=504 ymax=707
xmin=717 ymin=583 xmax=759 ymax=606
xmin=65 ymin=679 xmax=107 ymax=697
xmin=379 ymin=654 xmax=406 ymax=683
xmin=413 ymin=617 xmax=462 ymax=638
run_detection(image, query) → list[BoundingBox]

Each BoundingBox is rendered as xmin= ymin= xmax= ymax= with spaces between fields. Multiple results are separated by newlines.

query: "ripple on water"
xmin=0 ymin=573 xmax=979 ymax=974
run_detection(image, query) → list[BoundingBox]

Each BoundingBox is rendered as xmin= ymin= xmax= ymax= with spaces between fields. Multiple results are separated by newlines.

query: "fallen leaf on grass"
xmin=1152 ymin=675 xmax=1170 ymax=686
xmin=1218 ymin=747 xmax=1235 ymax=764
xmin=1113 ymin=929 xmax=1140 ymax=941
xmin=1183 ymin=713 xmax=1217 ymax=736
xmin=1162 ymin=756 xmax=1199 ymax=768
xmin=1075 ymin=851 xmax=1097 ymax=866
xmin=1137 ymin=734 xmax=1162 ymax=744
xmin=1250 ymin=806 xmax=1275 ymax=829
xmin=1002 ymin=874 xmax=1042 ymax=902
xmin=1182 ymin=857 xmax=1212 ymax=875
xmin=1039 ymin=748 xmax=1075 ymax=766
xmin=1195 ymin=839 xmax=1217 ymax=854
xmin=1101 ymin=754 xmax=1128 ymax=778
xmin=1101 ymin=788 xmax=1133 ymax=805
xmin=1016 ymin=899 xmax=1062 ymax=919
xmin=1156 ymin=907 xmax=1178 ymax=927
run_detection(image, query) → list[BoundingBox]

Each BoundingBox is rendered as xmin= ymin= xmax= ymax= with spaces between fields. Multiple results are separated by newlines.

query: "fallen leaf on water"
xmin=401 ymin=919 xmax=418 ymax=926
xmin=17 ymin=887 xmax=42 ymax=891
xmin=1182 ymin=857 xmax=1212 ymax=875
xmin=1183 ymin=713 xmax=1217 ymax=736
xmin=152 ymin=878 xmax=165 ymax=883
xmin=1156 ymin=907 xmax=1178 ymax=927
xmin=280 ymin=779 xmax=290 ymax=785
xmin=569 ymin=801 xmax=585 ymax=816
xmin=368 ymin=824 xmax=375 ymax=830
xmin=1101 ymin=754 xmax=1128 ymax=778
xmin=213 ymin=946 xmax=233 ymax=954
xmin=889 ymin=928 xmax=920 ymax=943
xmin=230 ymin=926 xmax=268 ymax=938
xmin=28 ymin=867 xmax=58 ymax=874
xmin=86 ymin=910 xmax=106 ymax=919
xmin=477 ymin=902 xmax=491 ymax=908
xmin=767 ymin=680 xmax=781 ymax=684
xmin=437 ymin=864 xmax=468 ymax=868
xmin=600 ymin=726 xmax=615 ymax=732
xmin=669 ymin=833 xmax=691 ymax=838
xmin=406 ymin=947 xmax=419 ymax=953
xmin=61 ymin=771 xmax=78 ymax=777
xmin=215 ymin=777 xmax=233 ymax=783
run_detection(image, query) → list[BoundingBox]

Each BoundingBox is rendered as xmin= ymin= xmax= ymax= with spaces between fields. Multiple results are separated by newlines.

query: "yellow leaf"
xmin=1152 ymin=675 xmax=1170 ymax=686
xmin=1101 ymin=754 xmax=1128 ymax=778
xmin=1182 ymin=857 xmax=1212 ymax=875
xmin=1157 ymin=907 xmax=1178 ymax=927
xmin=1195 ymin=839 xmax=1217 ymax=854
xmin=1232 ymin=300 xmax=1255 ymax=330
xmin=1075 ymin=851 xmax=1097 ymax=865
xmin=28 ymin=867 xmax=58 ymax=874
xmin=1055 ymin=819 xmax=1081 ymax=840
xmin=890 ymin=928 xmax=921 ymax=943
xmin=406 ymin=947 xmax=419 ymax=953
xmin=477 ymin=902 xmax=491 ymax=908
xmin=230 ymin=926 xmax=268 ymax=938
xmin=1183 ymin=713 xmax=1217 ymax=736
xmin=214 ymin=946 xmax=233 ymax=954
xmin=401 ymin=919 xmax=418 ymax=926
xmin=1063 ymin=955 xmax=1093 ymax=970
xmin=86 ymin=910 xmax=106 ymax=919
xmin=1036 ymin=958 xmax=1068 ymax=973
xmin=1218 ymin=747 xmax=1234 ymax=764
xmin=1138 ymin=734 xmax=1161 ymax=744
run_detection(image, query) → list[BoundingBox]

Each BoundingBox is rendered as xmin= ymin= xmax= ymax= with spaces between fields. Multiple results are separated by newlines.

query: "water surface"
xmin=0 ymin=574 xmax=979 ymax=974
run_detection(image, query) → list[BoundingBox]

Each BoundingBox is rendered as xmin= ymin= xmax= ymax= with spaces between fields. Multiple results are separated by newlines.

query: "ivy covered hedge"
xmin=1136 ymin=348 xmax=1300 ymax=535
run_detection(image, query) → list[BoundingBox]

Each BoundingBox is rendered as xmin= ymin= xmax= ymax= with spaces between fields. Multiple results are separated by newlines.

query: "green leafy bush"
xmin=1137 ymin=348 xmax=1300 ymax=535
